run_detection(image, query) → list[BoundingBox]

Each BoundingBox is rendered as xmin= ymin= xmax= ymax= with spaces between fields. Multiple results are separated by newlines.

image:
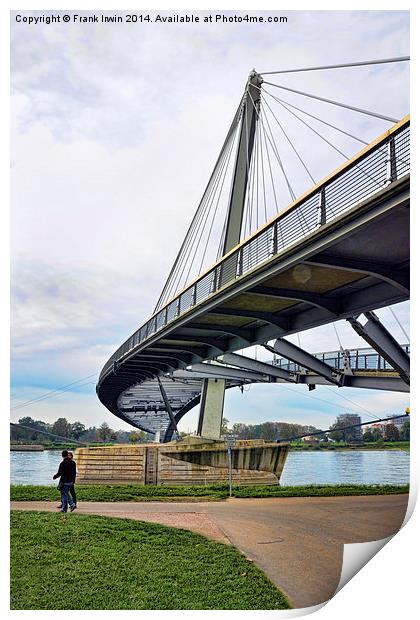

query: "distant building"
xmin=302 ymin=436 xmax=319 ymax=444
xmin=386 ymin=416 xmax=408 ymax=429
xmin=366 ymin=423 xmax=385 ymax=437
xmin=336 ymin=413 xmax=363 ymax=442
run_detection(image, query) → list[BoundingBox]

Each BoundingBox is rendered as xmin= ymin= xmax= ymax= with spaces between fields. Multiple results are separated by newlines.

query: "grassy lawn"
xmin=232 ymin=483 xmax=409 ymax=498
xmin=10 ymin=511 xmax=291 ymax=610
xmin=10 ymin=483 xmax=409 ymax=502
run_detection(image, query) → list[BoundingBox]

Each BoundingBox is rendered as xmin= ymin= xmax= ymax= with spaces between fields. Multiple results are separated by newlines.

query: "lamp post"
xmin=223 ymin=435 xmax=237 ymax=497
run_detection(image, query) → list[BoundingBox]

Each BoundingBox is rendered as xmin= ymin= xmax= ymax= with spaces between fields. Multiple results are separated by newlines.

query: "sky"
xmin=10 ymin=9 xmax=410 ymax=434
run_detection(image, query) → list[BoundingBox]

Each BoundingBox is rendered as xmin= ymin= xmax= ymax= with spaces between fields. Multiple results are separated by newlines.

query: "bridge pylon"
xmin=197 ymin=70 xmax=263 ymax=439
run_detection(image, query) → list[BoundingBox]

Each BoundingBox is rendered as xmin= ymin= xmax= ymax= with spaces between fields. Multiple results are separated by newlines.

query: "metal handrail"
xmin=98 ymin=118 xmax=410 ymax=385
xmin=273 ymin=344 xmax=410 ymax=373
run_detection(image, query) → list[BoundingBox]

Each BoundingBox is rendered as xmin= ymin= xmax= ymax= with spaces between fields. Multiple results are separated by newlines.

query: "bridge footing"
xmin=74 ymin=437 xmax=288 ymax=486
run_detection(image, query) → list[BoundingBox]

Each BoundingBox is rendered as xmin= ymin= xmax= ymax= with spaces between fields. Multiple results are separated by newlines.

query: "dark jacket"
xmin=53 ymin=457 xmax=77 ymax=484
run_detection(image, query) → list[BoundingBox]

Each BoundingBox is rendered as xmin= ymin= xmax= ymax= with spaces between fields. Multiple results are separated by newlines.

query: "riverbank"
xmin=10 ymin=483 xmax=409 ymax=502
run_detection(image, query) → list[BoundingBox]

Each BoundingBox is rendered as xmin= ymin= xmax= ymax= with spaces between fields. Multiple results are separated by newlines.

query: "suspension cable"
xmin=261 ymin=95 xmax=316 ymax=183
xmin=258 ymin=112 xmax=268 ymax=223
xmin=181 ymin=123 xmax=238 ymax=287
xmin=154 ymin=94 xmax=244 ymax=310
xmin=197 ymin=127 xmax=238 ymax=274
xmin=263 ymin=81 xmax=399 ymax=123
xmin=247 ymin=88 xmax=296 ymax=202
xmin=260 ymin=108 xmax=279 ymax=215
xmin=270 ymin=95 xmax=383 ymax=196
xmin=388 ymin=306 xmax=410 ymax=343
xmin=169 ymin=110 xmax=241 ymax=296
xmin=158 ymin=133 xmax=231 ymax=304
xmin=260 ymin=56 xmax=410 ymax=75
xmin=332 ymin=323 xmax=343 ymax=349
xmin=323 ymin=386 xmax=382 ymax=421
xmin=263 ymin=90 xmax=368 ymax=146
xmin=11 ymin=374 xmax=98 ymax=412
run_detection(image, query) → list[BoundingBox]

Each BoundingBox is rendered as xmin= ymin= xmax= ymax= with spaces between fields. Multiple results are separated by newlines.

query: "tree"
xmin=128 ymin=431 xmax=147 ymax=443
xmin=260 ymin=422 xmax=277 ymax=441
xmin=221 ymin=418 xmax=230 ymax=435
xmin=231 ymin=423 xmax=251 ymax=439
xmin=371 ymin=427 xmax=383 ymax=442
xmin=80 ymin=426 xmax=98 ymax=442
xmin=98 ymin=422 xmax=112 ymax=442
xmin=18 ymin=417 xmax=38 ymax=428
xmin=363 ymin=429 xmax=375 ymax=442
xmin=70 ymin=421 xmax=86 ymax=440
xmin=384 ymin=423 xmax=400 ymax=442
xmin=328 ymin=420 xmax=362 ymax=443
xmin=400 ymin=419 xmax=410 ymax=441
xmin=328 ymin=422 xmax=345 ymax=443
xmin=52 ymin=418 xmax=71 ymax=439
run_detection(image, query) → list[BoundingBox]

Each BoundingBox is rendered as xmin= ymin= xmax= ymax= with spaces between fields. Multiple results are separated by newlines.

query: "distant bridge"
xmin=97 ymin=59 xmax=410 ymax=442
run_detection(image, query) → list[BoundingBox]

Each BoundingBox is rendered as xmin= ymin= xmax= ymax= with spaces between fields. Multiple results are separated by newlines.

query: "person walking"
xmin=68 ymin=451 xmax=77 ymax=510
xmin=53 ymin=450 xmax=76 ymax=513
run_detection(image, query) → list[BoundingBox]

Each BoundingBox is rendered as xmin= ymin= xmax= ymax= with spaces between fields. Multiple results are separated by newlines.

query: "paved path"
xmin=11 ymin=494 xmax=408 ymax=608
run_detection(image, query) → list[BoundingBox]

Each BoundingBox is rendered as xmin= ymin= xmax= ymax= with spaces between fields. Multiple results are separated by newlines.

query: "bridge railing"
xmin=99 ymin=118 xmax=410 ymax=384
xmin=272 ymin=345 xmax=410 ymax=373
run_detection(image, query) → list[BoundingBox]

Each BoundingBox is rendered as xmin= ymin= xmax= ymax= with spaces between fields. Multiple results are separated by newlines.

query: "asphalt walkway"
xmin=11 ymin=494 xmax=408 ymax=608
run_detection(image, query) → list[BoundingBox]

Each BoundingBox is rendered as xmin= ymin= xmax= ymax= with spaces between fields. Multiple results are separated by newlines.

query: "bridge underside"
xmin=98 ymin=176 xmax=409 ymax=436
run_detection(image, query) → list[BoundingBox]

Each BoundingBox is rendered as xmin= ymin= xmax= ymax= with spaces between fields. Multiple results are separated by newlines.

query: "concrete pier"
xmin=74 ymin=437 xmax=288 ymax=486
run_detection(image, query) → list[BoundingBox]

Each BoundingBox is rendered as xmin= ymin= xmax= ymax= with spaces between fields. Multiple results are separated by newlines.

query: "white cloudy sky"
xmin=10 ymin=9 xmax=410 ymax=433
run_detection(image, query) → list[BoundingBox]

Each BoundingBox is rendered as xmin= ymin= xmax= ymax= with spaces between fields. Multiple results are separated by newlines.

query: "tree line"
xmin=10 ymin=416 xmax=149 ymax=445
xmin=11 ymin=415 xmax=410 ymax=446
xmin=224 ymin=418 xmax=410 ymax=443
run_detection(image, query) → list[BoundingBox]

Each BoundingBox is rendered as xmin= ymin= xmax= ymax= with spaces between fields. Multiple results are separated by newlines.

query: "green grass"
xmin=10 ymin=484 xmax=227 ymax=502
xmin=10 ymin=483 xmax=409 ymax=502
xmin=232 ymin=483 xmax=409 ymax=498
xmin=10 ymin=511 xmax=291 ymax=610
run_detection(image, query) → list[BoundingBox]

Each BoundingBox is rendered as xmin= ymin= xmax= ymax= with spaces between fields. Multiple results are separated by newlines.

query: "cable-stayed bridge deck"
xmin=96 ymin=61 xmax=409 ymax=441
xmin=97 ymin=117 xmax=409 ymax=425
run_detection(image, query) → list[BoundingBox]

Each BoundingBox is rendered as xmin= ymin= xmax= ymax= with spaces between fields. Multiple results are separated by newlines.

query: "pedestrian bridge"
xmin=96 ymin=61 xmax=410 ymax=441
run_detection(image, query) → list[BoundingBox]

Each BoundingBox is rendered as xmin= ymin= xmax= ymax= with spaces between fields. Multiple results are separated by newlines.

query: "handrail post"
xmin=270 ymin=223 xmax=278 ymax=257
xmin=317 ymin=187 xmax=326 ymax=227
xmin=236 ymin=248 xmax=243 ymax=277
xmin=385 ymin=136 xmax=397 ymax=185
xmin=191 ymin=284 xmax=197 ymax=307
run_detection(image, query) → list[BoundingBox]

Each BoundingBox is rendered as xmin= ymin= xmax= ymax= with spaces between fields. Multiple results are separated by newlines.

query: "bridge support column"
xmin=197 ymin=378 xmax=226 ymax=439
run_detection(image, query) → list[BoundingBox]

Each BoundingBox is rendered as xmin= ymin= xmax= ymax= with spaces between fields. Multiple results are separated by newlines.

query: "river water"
xmin=10 ymin=449 xmax=409 ymax=486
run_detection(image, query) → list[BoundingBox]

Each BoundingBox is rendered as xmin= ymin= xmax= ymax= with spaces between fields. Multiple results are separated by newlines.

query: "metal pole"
xmin=228 ymin=446 xmax=233 ymax=497
xmin=157 ymin=376 xmax=180 ymax=441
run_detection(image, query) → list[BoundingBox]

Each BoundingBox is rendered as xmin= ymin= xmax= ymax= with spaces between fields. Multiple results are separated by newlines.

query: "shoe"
xmin=70 ymin=505 xmax=76 ymax=512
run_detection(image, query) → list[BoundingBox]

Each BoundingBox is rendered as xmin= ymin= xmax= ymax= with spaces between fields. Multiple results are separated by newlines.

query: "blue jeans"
xmin=60 ymin=483 xmax=75 ymax=513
